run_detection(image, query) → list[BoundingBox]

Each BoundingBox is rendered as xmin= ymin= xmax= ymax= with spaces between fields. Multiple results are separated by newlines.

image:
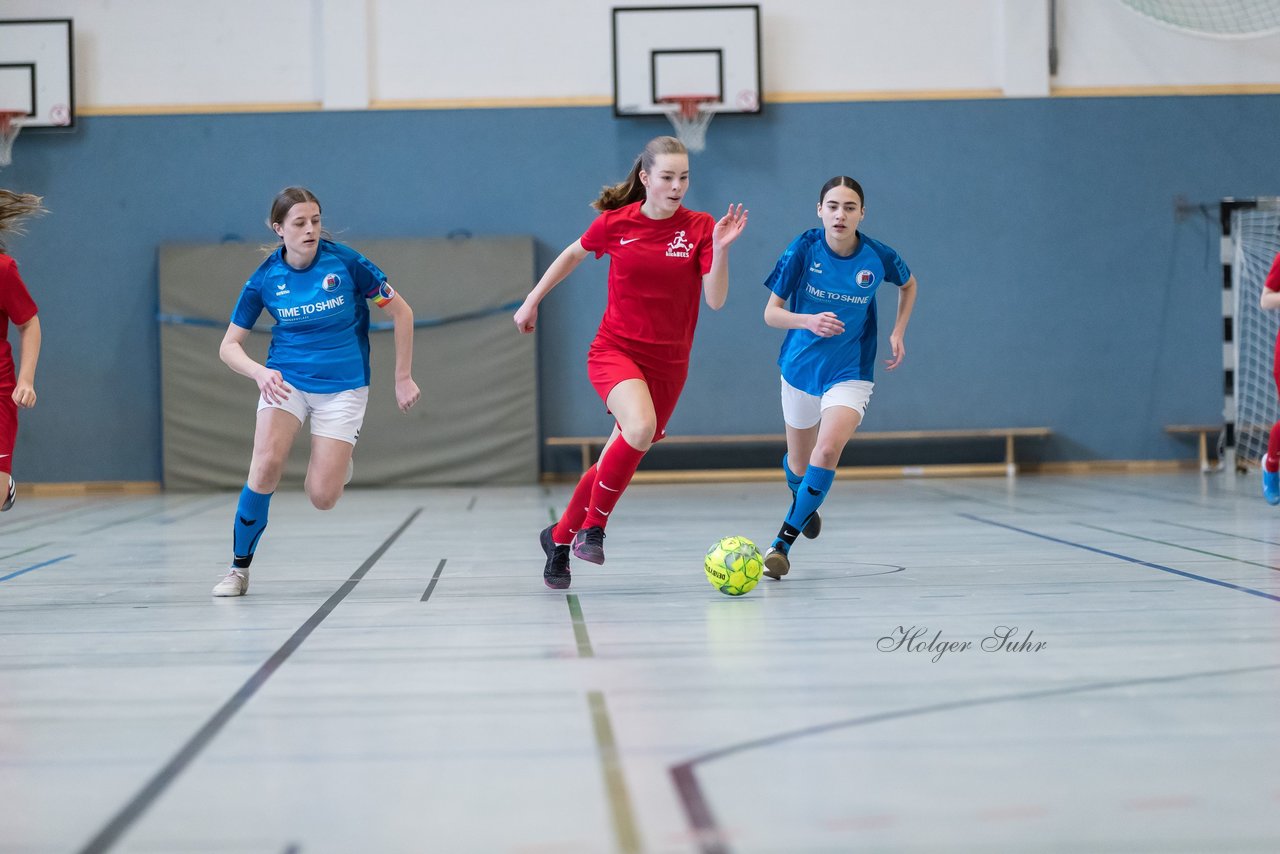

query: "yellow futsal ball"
xmin=705 ymin=536 xmax=764 ymax=596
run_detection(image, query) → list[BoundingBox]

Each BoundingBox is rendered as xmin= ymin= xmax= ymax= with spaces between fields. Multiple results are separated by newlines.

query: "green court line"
xmin=566 ymin=594 xmax=594 ymax=658
xmin=552 ymin=511 xmax=640 ymax=849
xmin=0 ymin=543 xmax=53 ymax=561
xmin=1076 ymin=522 xmax=1280 ymax=573
xmin=588 ymin=691 xmax=643 ymax=854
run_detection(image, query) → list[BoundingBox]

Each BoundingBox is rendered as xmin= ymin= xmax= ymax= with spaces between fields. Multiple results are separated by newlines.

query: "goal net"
xmin=1230 ymin=198 xmax=1280 ymax=469
xmin=1118 ymin=0 xmax=1280 ymax=37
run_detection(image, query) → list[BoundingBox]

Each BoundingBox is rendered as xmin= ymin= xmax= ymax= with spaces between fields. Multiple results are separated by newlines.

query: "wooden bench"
xmin=546 ymin=427 xmax=1052 ymax=482
xmin=1164 ymin=424 xmax=1223 ymax=472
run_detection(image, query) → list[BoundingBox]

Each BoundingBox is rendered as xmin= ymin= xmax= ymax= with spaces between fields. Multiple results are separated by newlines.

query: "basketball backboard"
xmin=0 ymin=19 xmax=74 ymax=128
xmin=612 ymin=5 xmax=761 ymax=118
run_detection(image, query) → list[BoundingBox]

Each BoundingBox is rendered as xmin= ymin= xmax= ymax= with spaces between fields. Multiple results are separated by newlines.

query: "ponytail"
xmin=592 ymin=136 xmax=688 ymax=211
xmin=0 ymin=189 xmax=45 ymax=251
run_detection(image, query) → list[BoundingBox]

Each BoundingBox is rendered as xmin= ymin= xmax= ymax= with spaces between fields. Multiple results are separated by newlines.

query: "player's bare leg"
xmin=247 ymin=408 xmax=302 ymax=493
xmin=215 ymin=408 xmax=302 ymax=597
xmin=784 ymin=422 xmax=822 ymax=539
xmin=305 ymin=435 xmax=355 ymax=511
xmin=766 ymin=407 xmax=861 ymax=579
xmin=809 ymin=405 xmax=861 ymax=470
xmin=573 ymin=379 xmax=656 ymax=564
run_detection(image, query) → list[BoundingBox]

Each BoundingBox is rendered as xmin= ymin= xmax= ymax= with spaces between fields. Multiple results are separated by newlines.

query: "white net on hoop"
xmin=0 ymin=113 xmax=23 ymax=168
xmin=661 ymin=98 xmax=715 ymax=153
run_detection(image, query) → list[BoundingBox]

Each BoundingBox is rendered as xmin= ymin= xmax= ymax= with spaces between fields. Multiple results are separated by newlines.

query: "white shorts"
xmin=258 ymin=386 xmax=369 ymax=445
xmin=780 ymin=376 xmax=874 ymax=429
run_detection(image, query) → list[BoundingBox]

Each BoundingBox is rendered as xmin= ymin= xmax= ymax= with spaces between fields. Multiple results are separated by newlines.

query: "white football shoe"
xmin=212 ymin=568 xmax=249 ymax=597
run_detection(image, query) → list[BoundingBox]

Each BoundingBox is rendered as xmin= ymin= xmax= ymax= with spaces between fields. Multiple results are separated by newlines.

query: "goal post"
xmin=1224 ymin=197 xmax=1280 ymax=471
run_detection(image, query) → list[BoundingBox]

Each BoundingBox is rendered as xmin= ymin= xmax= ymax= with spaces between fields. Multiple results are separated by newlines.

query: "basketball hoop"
xmin=659 ymin=96 xmax=716 ymax=153
xmin=0 ymin=113 xmax=23 ymax=168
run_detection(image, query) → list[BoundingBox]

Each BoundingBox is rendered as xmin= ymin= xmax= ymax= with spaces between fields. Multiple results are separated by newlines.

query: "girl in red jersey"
xmin=0 ymin=189 xmax=44 ymax=512
xmin=1257 ymin=250 xmax=1280 ymax=504
xmin=514 ymin=136 xmax=747 ymax=589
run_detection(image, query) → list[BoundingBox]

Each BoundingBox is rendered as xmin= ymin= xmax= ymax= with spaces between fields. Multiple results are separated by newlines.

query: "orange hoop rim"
xmin=657 ymin=95 xmax=717 ymax=120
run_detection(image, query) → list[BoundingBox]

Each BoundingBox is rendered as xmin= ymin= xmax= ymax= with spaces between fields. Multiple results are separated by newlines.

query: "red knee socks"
xmin=581 ymin=436 xmax=646 ymax=530
xmin=1267 ymin=422 xmax=1280 ymax=472
xmin=552 ymin=464 xmax=597 ymax=544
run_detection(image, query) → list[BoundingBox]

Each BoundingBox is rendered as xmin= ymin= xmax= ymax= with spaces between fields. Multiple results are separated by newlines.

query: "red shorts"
xmin=587 ymin=341 xmax=687 ymax=444
xmin=0 ymin=389 xmax=15 ymax=473
xmin=1274 ymin=334 xmax=1280 ymax=397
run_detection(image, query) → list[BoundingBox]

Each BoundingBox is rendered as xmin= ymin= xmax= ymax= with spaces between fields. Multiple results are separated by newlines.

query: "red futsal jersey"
xmin=579 ymin=202 xmax=714 ymax=377
xmin=0 ymin=255 xmax=38 ymax=389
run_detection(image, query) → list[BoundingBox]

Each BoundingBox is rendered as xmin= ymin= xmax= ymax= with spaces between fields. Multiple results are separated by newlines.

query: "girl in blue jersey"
xmin=761 ymin=176 xmax=918 ymax=579
xmin=212 ymin=187 xmax=421 ymax=597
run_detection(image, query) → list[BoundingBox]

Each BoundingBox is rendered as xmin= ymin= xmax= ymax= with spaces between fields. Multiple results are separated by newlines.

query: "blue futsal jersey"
xmin=231 ymin=239 xmax=396 ymax=394
xmin=765 ymin=228 xmax=910 ymax=395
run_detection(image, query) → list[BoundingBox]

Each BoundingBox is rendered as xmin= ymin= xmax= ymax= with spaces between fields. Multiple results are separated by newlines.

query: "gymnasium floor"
xmin=2 ymin=472 xmax=1278 ymax=854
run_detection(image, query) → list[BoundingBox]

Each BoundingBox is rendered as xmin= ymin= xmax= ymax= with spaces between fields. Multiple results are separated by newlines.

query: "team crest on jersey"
xmin=666 ymin=230 xmax=693 ymax=258
xmin=856 ymin=269 xmax=876 ymax=288
xmin=322 ymin=273 xmax=342 ymax=292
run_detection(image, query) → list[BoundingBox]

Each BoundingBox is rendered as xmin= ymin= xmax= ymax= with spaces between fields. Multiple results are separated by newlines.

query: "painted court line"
xmin=0 ymin=500 xmax=109 ymax=535
xmin=960 ymin=513 xmax=1280 ymax=603
xmin=569 ymin=598 xmax=639 ymax=852
xmin=0 ymin=542 xmax=54 ymax=562
xmin=1049 ymin=480 xmax=1224 ymax=509
xmin=1075 ymin=521 xmax=1280 ymax=573
xmin=1156 ymin=519 xmax=1280 ymax=547
xmin=588 ymin=690 xmax=643 ymax=854
xmin=157 ymin=495 xmax=230 ymax=525
xmin=80 ymin=504 xmax=178 ymax=536
xmin=567 ymin=593 xmax=594 ymax=658
xmin=420 ymin=558 xmax=447 ymax=602
xmin=0 ymin=554 xmax=74 ymax=583
xmin=75 ymin=508 xmax=421 ymax=854
xmin=670 ymin=663 xmax=1280 ymax=854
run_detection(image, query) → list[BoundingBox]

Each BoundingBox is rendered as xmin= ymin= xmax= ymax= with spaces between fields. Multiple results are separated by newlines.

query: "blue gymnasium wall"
xmin=4 ymin=95 xmax=1278 ymax=482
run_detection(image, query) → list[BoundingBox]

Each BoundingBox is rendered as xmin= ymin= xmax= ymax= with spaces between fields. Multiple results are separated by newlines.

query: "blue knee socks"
xmin=774 ymin=465 xmax=835 ymax=552
xmin=782 ymin=453 xmax=805 ymax=494
xmin=232 ymin=485 xmax=273 ymax=568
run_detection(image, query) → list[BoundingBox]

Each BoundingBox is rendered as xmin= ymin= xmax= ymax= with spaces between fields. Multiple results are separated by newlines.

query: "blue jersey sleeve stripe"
xmin=229 ymin=280 xmax=264 ymax=328
xmin=325 ymin=240 xmax=388 ymax=298
xmin=865 ymin=236 xmax=910 ymax=286
xmin=764 ymin=229 xmax=820 ymax=298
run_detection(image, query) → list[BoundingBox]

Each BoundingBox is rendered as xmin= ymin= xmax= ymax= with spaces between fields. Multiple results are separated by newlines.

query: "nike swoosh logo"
xmin=619 ymin=237 xmax=640 ymax=245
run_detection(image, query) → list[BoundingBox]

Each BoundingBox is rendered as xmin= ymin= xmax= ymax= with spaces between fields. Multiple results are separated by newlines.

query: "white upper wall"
xmin=2 ymin=0 xmax=1278 ymax=112
xmin=373 ymin=0 xmax=613 ymax=104
xmin=2 ymin=0 xmax=322 ymax=109
xmin=1057 ymin=0 xmax=1280 ymax=89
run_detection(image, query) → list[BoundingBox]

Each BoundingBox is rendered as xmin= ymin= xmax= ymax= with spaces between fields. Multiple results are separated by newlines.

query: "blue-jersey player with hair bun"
xmin=212 ymin=186 xmax=421 ymax=597
xmin=760 ymin=175 xmax=918 ymax=579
